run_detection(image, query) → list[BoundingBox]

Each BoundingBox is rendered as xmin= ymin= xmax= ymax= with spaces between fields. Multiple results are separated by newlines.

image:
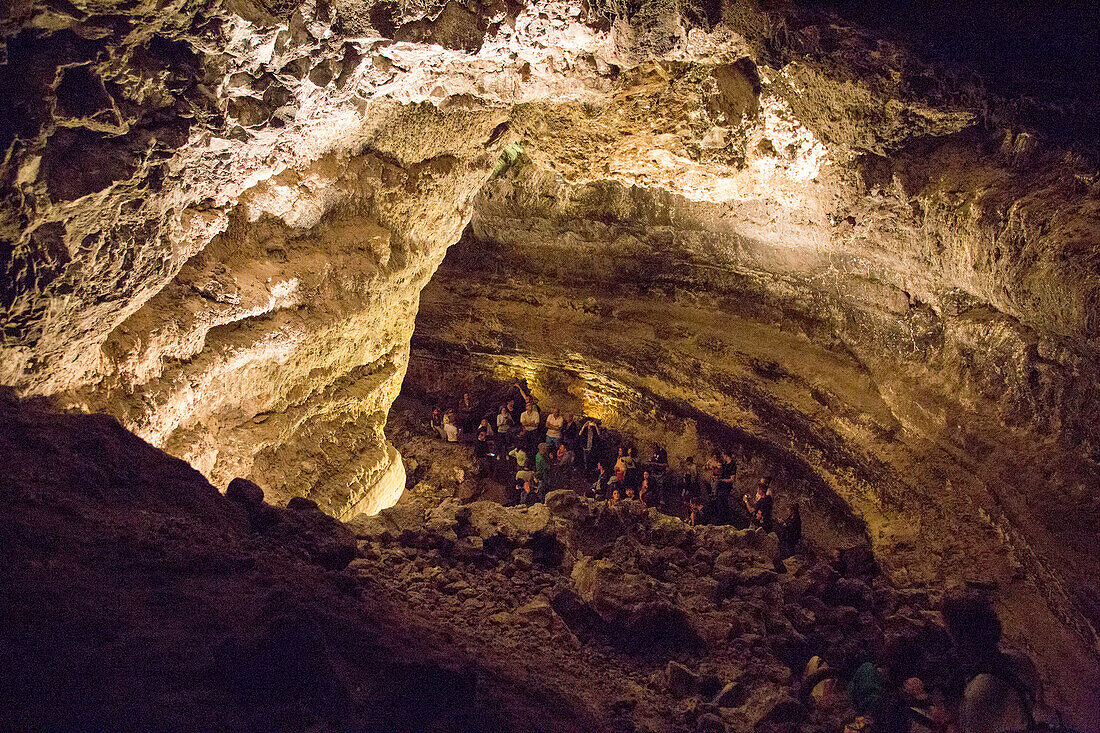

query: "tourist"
xmin=514 ymin=381 xmax=532 ymax=406
xmin=506 ymin=397 xmax=521 ymax=428
xmin=624 ymin=446 xmax=641 ymax=488
xmin=442 ymin=411 xmax=459 ymax=442
xmin=509 ymin=477 xmax=524 ymax=506
xmin=430 ymin=408 xmax=446 ymax=440
xmin=578 ymin=418 xmax=601 ymax=474
xmin=758 ymin=477 xmax=774 ymax=531
xmin=535 ymin=442 xmax=551 ymax=491
xmin=516 ymin=465 xmax=536 ymax=487
xmin=942 ymin=592 xmax=1042 ymax=733
xmin=680 ymin=456 xmax=699 ymax=502
xmin=743 ymin=480 xmax=773 ymax=532
xmin=474 ymin=418 xmax=493 ymax=457
xmin=457 ymin=391 xmax=475 ymax=431
xmin=554 ymin=442 xmax=575 ymax=487
xmin=520 ymin=400 xmax=541 ymax=452
xmin=508 ymin=444 xmax=528 ymax=471
xmin=562 ymin=412 xmax=580 ymax=449
xmin=607 ymin=474 xmax=621 ymax=501
xmin=545 ymin=406 xmax=564 ymax=451
xmin=688 ymin=496 xmax=703 ymax=527
xmin=520 ymin=479 xmax=536 ymax=506
xmin=846 ymin=635 xmax=923 ymax=733
xmin=614 ymin=446 xmax=635 ymax=484
xmin=497 ymin=404 xmax=514 ymax=434
xmin=714 ymin=450 xmax=736 ymax=522
xmin=649 ymin=444 xmax=668 ymax=473
xmin=777 ymin=501 xmax=802 ymax=558
xmin=614 ymin=446 xmax=627 ymax=483
xmin=591 ymin=462 xmax=610 ymax=499
xmin=649 ymin=443 xmax=669 ymax=504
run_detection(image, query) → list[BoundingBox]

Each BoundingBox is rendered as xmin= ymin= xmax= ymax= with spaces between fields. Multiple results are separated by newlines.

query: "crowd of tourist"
xmin=425 ymin=380 xmax=802 ymax=553
xmin=422 ymin=380 xmax=1072 ymax=733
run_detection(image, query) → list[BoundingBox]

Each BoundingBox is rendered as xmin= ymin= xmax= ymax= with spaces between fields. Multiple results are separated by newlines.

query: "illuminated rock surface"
xmin=2 ymin=0 xmax=1100 ymax=727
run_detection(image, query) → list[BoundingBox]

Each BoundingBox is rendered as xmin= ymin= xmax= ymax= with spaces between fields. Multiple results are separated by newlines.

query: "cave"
xmin=2 ymin=0 xmax=1099 ymax=730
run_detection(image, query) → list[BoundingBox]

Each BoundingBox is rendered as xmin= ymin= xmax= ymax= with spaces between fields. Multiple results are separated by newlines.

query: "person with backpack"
xmin=942 ymin=592 xmax=1044 ymax=733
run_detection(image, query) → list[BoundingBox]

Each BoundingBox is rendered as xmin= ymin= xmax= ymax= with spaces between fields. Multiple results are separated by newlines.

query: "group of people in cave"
xmin=428 ymin=380 xmax=803 ymax=554
xmin=425 ymin=380 xmax=1068 ymax=733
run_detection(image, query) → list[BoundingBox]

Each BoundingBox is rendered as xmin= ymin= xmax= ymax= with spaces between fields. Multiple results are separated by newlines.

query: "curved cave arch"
xmin=2 ymin=0 xmax=1100 ymax=727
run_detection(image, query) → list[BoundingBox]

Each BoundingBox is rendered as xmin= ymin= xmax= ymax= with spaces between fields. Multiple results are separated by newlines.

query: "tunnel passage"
xmin=398 ymin=345 xmax=872 ymax=553
xmin=3 ymin=0 xmax=1100 ymax=726
xmin=402 ymin=164 xmax=1100 ymax=723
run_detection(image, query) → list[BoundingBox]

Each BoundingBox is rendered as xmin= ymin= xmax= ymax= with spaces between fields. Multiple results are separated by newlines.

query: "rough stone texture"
xmin=409 ymin=158 xmax=1100 ymax=721
xmin=3 ymin=0 xmax=1097 ymax=517
xmin=2 ymin=0 xmax=1100 ymax=723
xmin=0 ymin=392 xmax=621 ymax=730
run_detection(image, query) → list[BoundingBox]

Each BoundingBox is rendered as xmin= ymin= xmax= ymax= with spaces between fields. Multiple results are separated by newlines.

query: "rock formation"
xmin=2 ymin=0 xmax=1100 ymax=726
xmin=0 ymin=393 xmax=960 ymax=730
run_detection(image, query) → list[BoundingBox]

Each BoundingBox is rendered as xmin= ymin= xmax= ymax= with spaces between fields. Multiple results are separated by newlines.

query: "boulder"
xmin=768 ymin=630 xmax=809 ymax=670
xmin=666 ymin=661 xmax=698 ymax=697
xmin=375 ymin=495 xmax=428 ymax=534
xmin=713 ymin=679 xmax=748 ymax=708
xmin=456 ymin=501 xmax=550 ymax=549
xmin=286 ymin=496 xmax=319 ymax=512
xmin=544 ymin=489 xmax=585 ymax=520
xmin=263 ymin=505 xmax=360 ymax=570
xmin=571 ymin=555 xmax=659 ymax=623
xmin=737 ymin=567 xmax=778 ymax=586
xmin=827 ymin=578 xmax=875 ymax=609
xmin=226 ymin=477 xmax=264 ymax=506
xmin=756 ymin=696 xmax=805 ymax=726
xmin=696 ymin=712 xmax=727 ymax=732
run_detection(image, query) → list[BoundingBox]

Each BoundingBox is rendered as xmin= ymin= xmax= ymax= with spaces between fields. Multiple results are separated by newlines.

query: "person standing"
xmin=506 ymin=398 xmax=522 ymax=429
xmin=545 ymin=407 xmax=564 ymax=451
xmin=777 ymin=501 xmax=802 ymax=558
xmin=497 ymin=405 xmax=514 ymax=435
xmin=579 ymin=418 xmax=601 ymax=475
xmin=520 ymin=400 xmax=541 ymax=453
xmin=743 ymin=478 xmax=773 ymax=532
xmin=457 ymin=392 xmax=474 ymax=431
xmin=562 ymin=412 xmax=580 ymax=450
xmin=649 ymin=444 xmax=669 ymax=506
xmin=714 ymin=451 xmax=736 ymax=523
xmin=535 ymin=442 xmax=551 ymax=498
xmin=591 ymin=462 xmax=610 ymax=499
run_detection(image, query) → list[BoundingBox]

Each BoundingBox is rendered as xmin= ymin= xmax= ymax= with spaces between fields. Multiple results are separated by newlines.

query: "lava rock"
xmin=286 ymin=496 xmax=319 ymax=512
xmin=827 ymin=578 xmax=875 ymax=609
xmin=756 ymin=696 xmax=805 ymax=726
xmin=226 ymin=477 xmax=264 ymax=506
xmin=713 ymin=679 xmax=748 ymax=708
xmin=696 ymin=712 xmax=727 ymax=732
xmin=666 ymin=661 xmax=698 ymax=697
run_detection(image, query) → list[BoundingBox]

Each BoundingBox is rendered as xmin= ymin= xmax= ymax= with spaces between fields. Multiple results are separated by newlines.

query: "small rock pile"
xmin=349 ymin=490 xmax=951 ymax=732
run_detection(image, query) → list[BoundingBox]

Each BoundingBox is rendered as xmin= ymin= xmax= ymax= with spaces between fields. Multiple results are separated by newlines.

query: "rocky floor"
xmin=2 ymin=390 xmax=983 ymax=732
xmin=348 ymin=486 xmax=957 ymax=732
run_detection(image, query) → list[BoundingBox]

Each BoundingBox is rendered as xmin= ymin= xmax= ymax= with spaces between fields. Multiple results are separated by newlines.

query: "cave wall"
xmin=1 ymin=0 xmax=619 ymax=512
xmin=3 ymin=0 xmax=1100 ymax=720
xmin=2 ymin=0 xmax=1098 ymax=653
xmin=409 ymin=152 xmax=1100 ymax=717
